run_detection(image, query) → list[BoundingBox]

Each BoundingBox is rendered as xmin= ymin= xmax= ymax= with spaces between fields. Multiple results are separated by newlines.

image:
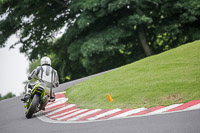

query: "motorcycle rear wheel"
xmin=26 ymin=94 xmax=40 ymax=119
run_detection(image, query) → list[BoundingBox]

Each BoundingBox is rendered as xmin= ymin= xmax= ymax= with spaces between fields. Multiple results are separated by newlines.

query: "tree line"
xmin=1 ymin=0 xmax=200 ymax=83
xmin=0 ymin=92 xmax=16 ymax=101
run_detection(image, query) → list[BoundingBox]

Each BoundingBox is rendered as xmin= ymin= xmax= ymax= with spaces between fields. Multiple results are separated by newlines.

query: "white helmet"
xmin=40 ymin=56 xmax=51 ymax=66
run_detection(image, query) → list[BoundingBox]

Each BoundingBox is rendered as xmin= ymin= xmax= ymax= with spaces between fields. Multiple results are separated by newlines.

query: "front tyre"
xmin=26 ymin=94 xmax=40 ymax=119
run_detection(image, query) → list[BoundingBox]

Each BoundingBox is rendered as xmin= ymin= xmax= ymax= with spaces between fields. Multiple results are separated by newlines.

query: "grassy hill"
xmin=65 ymin=40 xmax=200 ymax=109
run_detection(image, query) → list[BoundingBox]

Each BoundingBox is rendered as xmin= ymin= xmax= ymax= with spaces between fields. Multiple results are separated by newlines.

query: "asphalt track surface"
xmin=1 ymin=71 xmax=200 ymax=133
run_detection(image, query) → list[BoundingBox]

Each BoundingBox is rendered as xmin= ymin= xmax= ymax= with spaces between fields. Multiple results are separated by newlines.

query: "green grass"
xmin=65 ymin=40 xmax=200 ymax=109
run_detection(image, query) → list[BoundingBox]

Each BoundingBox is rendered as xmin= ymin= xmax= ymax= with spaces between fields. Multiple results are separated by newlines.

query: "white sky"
xmin=0 ymin=35 xmax=29 ymax=96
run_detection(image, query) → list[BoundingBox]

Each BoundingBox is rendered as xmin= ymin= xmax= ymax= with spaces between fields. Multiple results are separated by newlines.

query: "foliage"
xmin=1 ymin=0 xmax=200 ymax=82
xmin=0 ymin=92 xmax=16 ymax=101
xmin=28 ymin=59 xmax=40 ymax=73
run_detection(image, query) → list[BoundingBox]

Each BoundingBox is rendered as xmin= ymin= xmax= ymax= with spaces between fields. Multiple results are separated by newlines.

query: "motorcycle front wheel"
xmin=26 ymin=94 xmax=40 ymax=119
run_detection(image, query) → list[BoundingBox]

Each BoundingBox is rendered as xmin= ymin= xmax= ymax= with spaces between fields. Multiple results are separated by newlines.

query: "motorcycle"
xmin=21 ymin=82 xmax=50 ymax=119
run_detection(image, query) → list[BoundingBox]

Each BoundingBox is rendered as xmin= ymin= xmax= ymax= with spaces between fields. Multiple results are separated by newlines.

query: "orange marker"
xmin=107 ymin=94 xmax=113 ymax=102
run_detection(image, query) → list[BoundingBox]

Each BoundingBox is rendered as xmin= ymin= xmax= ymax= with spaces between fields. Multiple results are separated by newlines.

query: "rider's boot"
xmin=50 ymin=96 xmax=56 ymax=102
xmin=48 ymin=97 xmax=55 ymax=102
xmin=49 ymin=91 xmax=56 ymax=102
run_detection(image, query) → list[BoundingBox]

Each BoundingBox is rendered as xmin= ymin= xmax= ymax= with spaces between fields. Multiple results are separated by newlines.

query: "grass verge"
xmin=65 ymin=40 xmax=200 ymax=109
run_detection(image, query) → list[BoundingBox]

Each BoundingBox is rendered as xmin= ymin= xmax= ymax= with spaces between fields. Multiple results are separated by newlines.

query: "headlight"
xmin=37 ymin=87 xmax=44 ymax=91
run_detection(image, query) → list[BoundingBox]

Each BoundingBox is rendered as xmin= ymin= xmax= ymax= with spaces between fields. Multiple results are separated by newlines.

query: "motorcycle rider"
xmin=22 ymin=56 xmax=59 ymax=106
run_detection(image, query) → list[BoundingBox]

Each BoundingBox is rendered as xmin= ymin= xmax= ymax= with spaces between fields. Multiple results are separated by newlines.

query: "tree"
xmin=1 ymin=0 xmax=200 ymax=82
xmin=28 ymin=58 xmax=40 ymax=73
xmin=52 ymin=0 xmax=200 ymax=81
